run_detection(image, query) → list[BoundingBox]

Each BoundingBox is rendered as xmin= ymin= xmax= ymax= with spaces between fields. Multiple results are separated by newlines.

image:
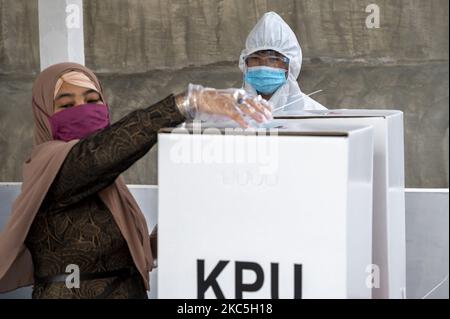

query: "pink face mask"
xmin=48 ymin=103 xmax=110 ymax=142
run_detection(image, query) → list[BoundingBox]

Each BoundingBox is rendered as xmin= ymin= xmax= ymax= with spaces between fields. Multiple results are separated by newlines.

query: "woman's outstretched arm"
xmin=44 ymin=94 xmax=185 ymax=211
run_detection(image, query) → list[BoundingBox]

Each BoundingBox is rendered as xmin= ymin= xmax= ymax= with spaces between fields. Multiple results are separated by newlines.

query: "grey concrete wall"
xmin=0 ymin=0 xmax=448 ymax=187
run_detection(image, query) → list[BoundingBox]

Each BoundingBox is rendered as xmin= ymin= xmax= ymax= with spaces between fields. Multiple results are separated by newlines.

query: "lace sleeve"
xmin=44 ymin=94 xmax=185 ymax=211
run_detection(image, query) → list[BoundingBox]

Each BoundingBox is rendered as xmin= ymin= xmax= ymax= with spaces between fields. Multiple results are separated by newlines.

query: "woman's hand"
xmin=175 ymin=84 xmax=273 ymax=128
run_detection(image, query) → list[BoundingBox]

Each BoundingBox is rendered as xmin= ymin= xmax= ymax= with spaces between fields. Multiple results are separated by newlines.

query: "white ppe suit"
xmin=239 ymin=12 xmax=327 ymax=114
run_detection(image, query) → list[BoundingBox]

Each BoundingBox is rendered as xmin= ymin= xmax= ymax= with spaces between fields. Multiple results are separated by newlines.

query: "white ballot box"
xmin=275 ymin=110 xmax=406 ymax=299
xmin=158 ymin=121 xmax=374 ymax=299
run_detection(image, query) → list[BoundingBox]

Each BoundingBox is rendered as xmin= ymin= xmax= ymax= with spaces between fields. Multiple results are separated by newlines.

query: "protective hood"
xmin=239 ymin=12 xmax=326 ymax=114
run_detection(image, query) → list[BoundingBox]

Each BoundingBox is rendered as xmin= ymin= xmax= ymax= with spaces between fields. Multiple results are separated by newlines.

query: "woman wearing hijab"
xmin=239 ymin=12 xmax=327 ymax=114
xmin=0 ymin=62 xmax=271 ymax=299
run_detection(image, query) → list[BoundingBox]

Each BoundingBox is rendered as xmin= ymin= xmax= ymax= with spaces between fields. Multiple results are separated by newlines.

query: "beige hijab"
xmin=0 ymin=62 xmax=154 ymax=293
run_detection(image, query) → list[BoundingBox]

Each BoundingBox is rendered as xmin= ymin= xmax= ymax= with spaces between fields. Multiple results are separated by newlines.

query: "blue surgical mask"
xmin=244 ymin=66 xmax=287 ymax=95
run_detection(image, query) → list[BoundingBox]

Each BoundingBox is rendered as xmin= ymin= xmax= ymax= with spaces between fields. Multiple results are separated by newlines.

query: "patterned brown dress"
xmin=25 ymin=95 xmax=185 ymax=299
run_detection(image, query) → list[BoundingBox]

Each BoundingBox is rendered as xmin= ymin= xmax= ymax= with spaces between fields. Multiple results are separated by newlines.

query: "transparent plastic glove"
xmin=177 ymin=83 xmax=273 ymax=128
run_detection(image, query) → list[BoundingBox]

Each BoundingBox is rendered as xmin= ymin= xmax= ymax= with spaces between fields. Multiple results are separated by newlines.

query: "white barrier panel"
xmin=0 ymin=185 xmax=447 ymax=298
xmin=405 ymin=189 xmax=449 ymax=299
xmin=158 ymin=121 xmax=374 ymax=299
xmin=275 ymin=110 xmax=406 ymax=299
xmin=125 ymin=185 xmax=159 ymax=299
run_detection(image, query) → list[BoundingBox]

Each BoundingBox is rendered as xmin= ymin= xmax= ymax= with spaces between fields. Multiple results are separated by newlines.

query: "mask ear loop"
xmin=241 ymin=55 xmax=249 ymax=90
xmin=281 ymin=55 xmax=291 ymax=80
xmin=277 ymin=56 xmax=291 ymax=112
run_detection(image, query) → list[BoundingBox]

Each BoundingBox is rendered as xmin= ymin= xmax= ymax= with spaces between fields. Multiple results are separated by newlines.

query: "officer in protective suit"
xmin=239 ymin=12 xmax=327 ymax=115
